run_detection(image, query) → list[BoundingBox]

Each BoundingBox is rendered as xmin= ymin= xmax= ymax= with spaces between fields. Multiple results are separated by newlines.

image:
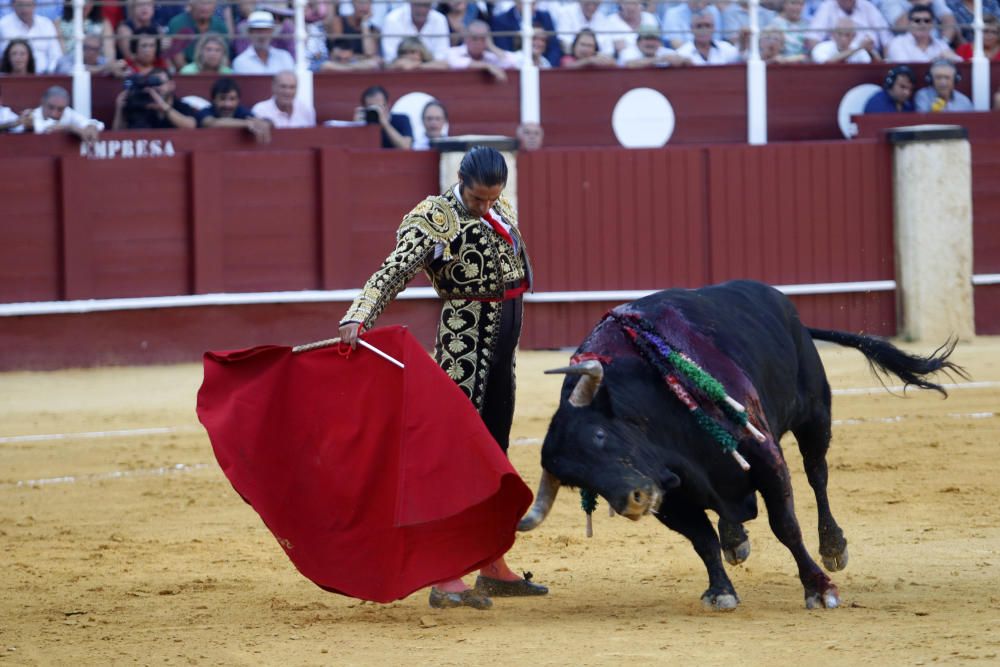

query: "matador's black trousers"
xmin=479 ymin=295 xmax=522 ymax=454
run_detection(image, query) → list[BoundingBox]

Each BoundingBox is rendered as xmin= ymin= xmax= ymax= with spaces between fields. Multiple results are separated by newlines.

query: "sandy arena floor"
xmin=1 ymin=336 xmax=999 ymax=666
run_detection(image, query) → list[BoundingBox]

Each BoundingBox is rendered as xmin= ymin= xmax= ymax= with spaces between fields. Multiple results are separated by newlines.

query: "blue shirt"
xmin=863 ymin=89 xmax=915 ymax=114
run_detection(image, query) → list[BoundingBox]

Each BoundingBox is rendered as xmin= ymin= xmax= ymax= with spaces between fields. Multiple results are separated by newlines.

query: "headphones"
xmin=925 ymin=58 xmax=961 ymax=84
xmin=884 ymin=65 xmax=915 ymax=89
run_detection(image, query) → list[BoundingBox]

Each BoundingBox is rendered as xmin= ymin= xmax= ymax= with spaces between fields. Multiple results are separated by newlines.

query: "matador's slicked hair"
xmin=459 ymin=146 xmax=508 ymax=188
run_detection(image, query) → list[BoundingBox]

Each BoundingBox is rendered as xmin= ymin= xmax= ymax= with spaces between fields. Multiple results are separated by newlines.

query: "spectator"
xmin=387 ymin=34 xmax=448 ymax=68
xmin=251 ymin=70 xmax=316 ymax=128
xmin=914 ymin=57 xmax=973 ymax=110
xmin=113 ymin=67 xmax=197 ymax=129
xmin=0 ymin=0 xmax=63 ymax=73
xmin=770 ymin=0 xmax=812 ymax=56
xmin=955 ymin=15 xmax=999 ymax=61
xmin=619 ymin=27 xmax=688 ymax=67
xmin=439 ymin=0 xmax=487 ymax=46
xmin=490 ymin=0 xmax=562 ymax=67
xmin=759 ymin=25 xmax=808 ymax=61
xmin=58 ymin=0 xmax=112 ymax=61
xmin=196 ymin=76 xmax=271 ymax=143
xmin=721 ymin=0 xmax=777 ymax=50
xmin=676 ymin=10 xmax=741 ymax=64
xmin=116 ymin=0 xmax=163 ymax=62
xmin=165 ymin=0 xmax=228 ymax=69
xmin=446 ymin=19 xmax=513 ymax=77
xmin=1 ymin=35 xmax=32 ymax=72
xmin=0 ymin=84 xmax=27 ymax=131
xmin=806 ymin=0 xmax=891 ymax=55
xmin=552 ymin=0 xmax=616 ymax=56
xmin=516 ymin=121 xmax=543 ymax=150
xmin=15 ymin=85 xmax=103 ymax=141
xmin=316 ymin=34 xmax=381 ymax=69
xmin=156 ymin=0 xmax=226 ymax=30
xmin=413 ymin=98 xmax=447 ymax=149
xmin=233 ymin=10 xmax=296 ymax=74
xmin=232 ymin=6 xmax=295 ymax=58
xmin=354 ymin=84 xmax=412 ymax=149
xmin=810 ymin=17 xmax=881 ymax=61
xmin=179 ymin=32 xmax=232 ymax=74
xmin=602 ymin=0 xmax=659 ymax=55
xmin=886 ymin=6 xmax=959 ymax=61
xmin=324 ymin=0 xmax=381 ymax=62
xmin=882 ymin=0 xmax=957 ymax=44
xmin=945 ymin=0 xmax=1000 ymax=44
xmin=0 ymin=0 xmax=59 ymax=21
xmin=863 ymin=64 xmax=916 ymax=111
xmin=124 ymin=31 xmax=168 ymax=74
xmin=54 ymin=31 xmax=128 ymax=74
xmin=382 ymin=0 xmax=450 ymax=64
xmin=662 ymin=0 xmax=723 ymax=49
xmin=509 ymin=21 xmax=555 ymax=67
xmin=560 ymin=27 xmax=617 ymax=67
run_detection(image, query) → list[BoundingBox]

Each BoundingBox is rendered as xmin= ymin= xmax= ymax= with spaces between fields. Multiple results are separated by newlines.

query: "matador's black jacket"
xmin=341 ymin=186 xmax=533 ymax=411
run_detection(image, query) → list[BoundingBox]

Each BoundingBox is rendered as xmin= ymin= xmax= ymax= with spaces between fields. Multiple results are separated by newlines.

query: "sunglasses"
xmin=910 ymin=17 xmax=932 ymax=23
xmin=692 ymin=22 xmax=712 ymax=28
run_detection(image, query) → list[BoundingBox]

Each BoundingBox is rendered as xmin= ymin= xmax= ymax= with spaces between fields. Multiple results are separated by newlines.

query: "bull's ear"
xmin=662 ymin=469 xmax=681 ymax=490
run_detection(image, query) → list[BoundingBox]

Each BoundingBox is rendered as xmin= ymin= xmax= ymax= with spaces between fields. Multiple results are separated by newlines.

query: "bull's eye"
xmin=593 ymin=427 xmax=607 ymax=448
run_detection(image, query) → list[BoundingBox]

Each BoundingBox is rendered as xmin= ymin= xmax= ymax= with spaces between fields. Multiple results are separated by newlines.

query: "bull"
xmin=518 ymin=280 xmax=963 ymax=610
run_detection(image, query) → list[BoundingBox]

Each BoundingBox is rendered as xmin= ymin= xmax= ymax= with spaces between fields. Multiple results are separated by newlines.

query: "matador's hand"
xmin=339 ymin=322 xmax=362 ymax=349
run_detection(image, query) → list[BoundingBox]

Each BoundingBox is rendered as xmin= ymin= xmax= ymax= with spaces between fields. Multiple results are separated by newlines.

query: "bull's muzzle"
xmin=619 ymin=486 xmax=663 ymax=521
xmin=517 ymin=470 xmax=561 ymax=531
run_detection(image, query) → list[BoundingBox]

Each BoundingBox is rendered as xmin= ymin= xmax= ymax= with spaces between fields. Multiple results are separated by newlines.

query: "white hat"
xmin=247 ymin=10 xmax=276 ymax=29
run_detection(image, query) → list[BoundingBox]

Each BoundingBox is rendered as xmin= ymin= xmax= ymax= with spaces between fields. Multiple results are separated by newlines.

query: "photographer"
xmin=353 ymin=85 xmax=412 ymax=150
xmin=113 ymin=69 xmax=197 ymax=130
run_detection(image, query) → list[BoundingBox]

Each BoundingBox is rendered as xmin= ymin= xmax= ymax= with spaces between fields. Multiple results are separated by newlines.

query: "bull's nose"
xmin=622 ymin=487 xmax=655 ymax=520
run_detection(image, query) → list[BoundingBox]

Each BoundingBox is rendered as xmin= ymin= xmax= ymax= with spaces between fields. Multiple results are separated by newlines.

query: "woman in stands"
xmin=117 ymin=0 xmax=165 ymax=61
xmin=955 ymin=15 xmax=1000 ymax=61
xmin=560 ymin=28 xmax=616 ymax=68
xmin=179 ymin=33 xmax=233 ymax=74
xmin=387 ymin=37 xmax=448 ymax=69
xmin=125 ymin=32 xmax=169 ymax=75
xmin=1 ymin=39 xmax=35 ymax=75
xmin=59 ymin=0 xmax=115 ymax=61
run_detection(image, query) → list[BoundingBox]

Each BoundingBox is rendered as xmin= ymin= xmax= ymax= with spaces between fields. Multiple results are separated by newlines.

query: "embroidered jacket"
xmin=341 ymin=187 xmax=533 ymax=330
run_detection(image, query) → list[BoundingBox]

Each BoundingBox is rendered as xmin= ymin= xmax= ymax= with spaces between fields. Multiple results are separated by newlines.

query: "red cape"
xmin=196 ymin=326 xmax=533 ymax=603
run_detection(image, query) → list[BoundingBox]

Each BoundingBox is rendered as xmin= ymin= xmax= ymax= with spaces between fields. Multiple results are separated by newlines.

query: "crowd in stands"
xmin=2 ymin=0 xmax=999 ymax=143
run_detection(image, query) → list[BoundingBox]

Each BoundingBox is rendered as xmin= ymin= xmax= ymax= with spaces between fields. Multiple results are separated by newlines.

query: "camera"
xmin=122 ymin=73 xmax=165 ymax=128
xmin=364 ymin=106 xmax=380 ymax=124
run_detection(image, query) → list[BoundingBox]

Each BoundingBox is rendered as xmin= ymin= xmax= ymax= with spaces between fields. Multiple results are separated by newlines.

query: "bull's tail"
xmin=807 ymin=328 xmax=968 ymax=396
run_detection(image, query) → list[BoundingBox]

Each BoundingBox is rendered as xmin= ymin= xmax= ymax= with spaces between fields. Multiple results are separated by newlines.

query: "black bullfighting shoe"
xmin=474 ymin=572 xmax=549 ymax=597
xmin=428 ymin=587 xmax=493 ymax=610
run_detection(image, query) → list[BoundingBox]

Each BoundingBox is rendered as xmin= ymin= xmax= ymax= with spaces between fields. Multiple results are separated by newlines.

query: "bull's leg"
xmin=718 ymin=518 xmax=750 ymax=565
xmin=792 ymin=416 xmax=849 ymax=572
xmin=752 ymin=458 xmax=840 ymax=609
xmin=655 ymin=504 xmax=739 ymax=611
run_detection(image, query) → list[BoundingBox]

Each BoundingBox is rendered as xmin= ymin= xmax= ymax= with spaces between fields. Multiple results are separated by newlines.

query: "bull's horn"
xmin=517 ymin=470 xmax=561 ymax=531
xmin=545 ymin=359 xmax=604 ymax=407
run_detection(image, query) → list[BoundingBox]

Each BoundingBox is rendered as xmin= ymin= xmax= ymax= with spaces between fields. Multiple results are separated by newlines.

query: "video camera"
xmin=122 ymin=73 xmax=166 ymax=128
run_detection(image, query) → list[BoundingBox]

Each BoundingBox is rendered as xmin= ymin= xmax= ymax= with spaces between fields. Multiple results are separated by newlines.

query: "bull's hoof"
xmin=805 ymin=588 xmax=841 ymax=610
xmin=701 ymin=590 xmax=740 ymax=611
xmin=723 ymin=539 xmax=751 ymax=566
xmin=821 ymin=545 xmax=849 ymax=572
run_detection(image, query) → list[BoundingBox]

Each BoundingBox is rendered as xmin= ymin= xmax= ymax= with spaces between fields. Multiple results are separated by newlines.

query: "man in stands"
xmin=516 ymin=121 xmax=544 ymax=151
xmin=0 ymin=0 xmax=62 ymax=73
xmin=113 ymin=68 xmax=197 ymax=130
xmin=381 ymin=0 xmax=450 ymax=64
xmin=353 ymin=84 xmax=412 ymax=150
xmin=675 ymin=10 xmax=741 ymax=64
xmin=619 ymin=27 xmax=689 ymax=67
xmin=806 ymin=0 xmax=892 ymax=56
xmin=54 ymin=33 xmax=128 ymax=75
xmin=14 ymin=85 xmax=102 ymax=141
xmin=233 ymin=10 xmax=295 ymax=74
xmin=885 ymin=6 xmax=959 ymax=63
xmin=446 ymin=20 xmax=514 ymax=80
xmin=864 ymin=64 xmax=916 ymax=113
xmin=811 ymin=17 xmax=881 ymax=62
xmin=165 ymin=0 xmax=227 ymax=69
xmin=914 ymin=58 xmax=973 ymax=112
xmin=196 ymin=77 xmax=271 ymax=144
xmin=251 ymin=70 xmax=316 ymax=129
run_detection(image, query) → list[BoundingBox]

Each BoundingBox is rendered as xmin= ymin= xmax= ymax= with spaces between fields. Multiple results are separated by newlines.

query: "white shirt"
xmin=380 ymin=4 xmax=450 ymax=62
xmin=0 ymin=104 xmax=17 ymax=125
xmin=552 ymin=3 xmax=617 ymax=55
xmin=886 ymin=33 xmax=952 ymax=63
xmin=661 ymin=4 xmax=724 ymax=47
xmin=810 ymin=38 xmax=872 ymax=63
xmin=617 ymin=43 xmax=675 ymax=66
xmin=602 ymin=11 xmax=661 ymax=53
xmin=232 ymin=46 xmax=296 ymax=74
xmin=675 ymin=39 xmax=741 ymax=64
xmin=807 ymin=0 xmax=892 ymax=52
xmin=18 ymin=105 xmax=104 ymax=134
xmin=251 ymin=97 xmax=316 ymax=128
xmin=0 ymin=11 xmax=63 ymax=73
xmin=446 ymin=44 xmax=515 ymax=69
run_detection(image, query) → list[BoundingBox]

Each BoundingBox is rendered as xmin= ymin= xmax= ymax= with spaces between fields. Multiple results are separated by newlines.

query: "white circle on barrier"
xmin=837 ymin=83 xmax=881 ymax=139
xmin=612 ymin=88 xmax=675 ymax=148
